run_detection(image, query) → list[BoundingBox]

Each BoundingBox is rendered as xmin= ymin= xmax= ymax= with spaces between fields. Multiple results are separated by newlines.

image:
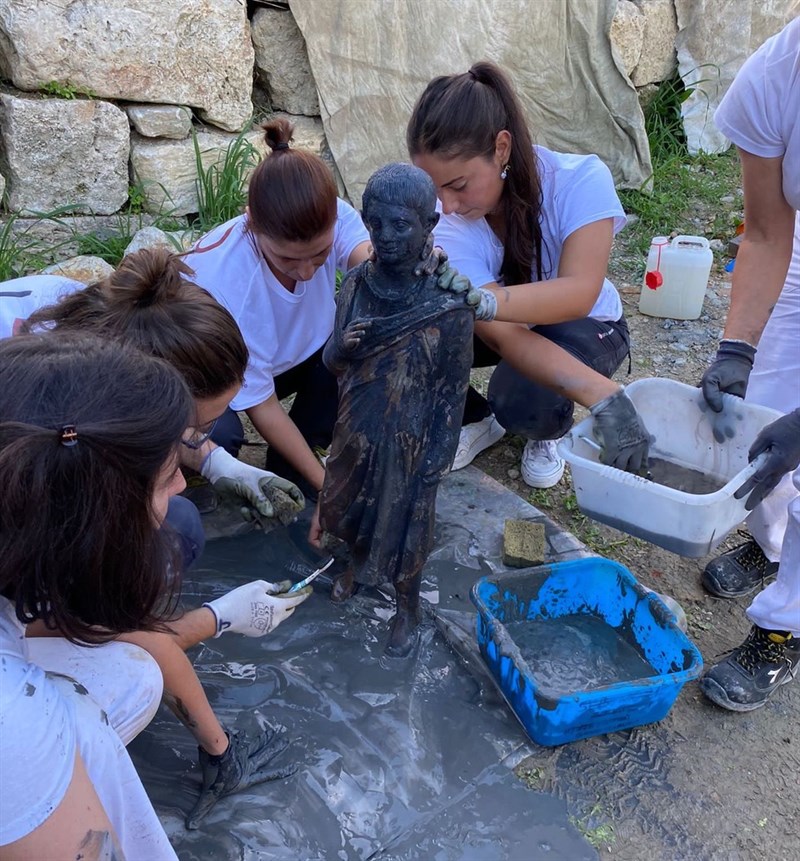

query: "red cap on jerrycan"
xmin=645 ymin=236 xmax=668 ymax=290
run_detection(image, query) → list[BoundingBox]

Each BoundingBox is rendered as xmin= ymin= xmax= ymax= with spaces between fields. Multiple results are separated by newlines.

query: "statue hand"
xmin=342 ymin=318 xmax=372 ymax=351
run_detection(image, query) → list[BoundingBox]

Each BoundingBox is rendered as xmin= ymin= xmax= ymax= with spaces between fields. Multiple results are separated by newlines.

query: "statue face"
xmin=362 ymin=201 xmax=429 ymax=267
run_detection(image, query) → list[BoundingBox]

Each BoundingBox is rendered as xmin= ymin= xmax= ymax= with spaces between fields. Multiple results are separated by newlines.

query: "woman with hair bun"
xmin=407 ymin=61 xmax=650 ymax=486
xmin=185 ymin=117 xmax=372 ymax=508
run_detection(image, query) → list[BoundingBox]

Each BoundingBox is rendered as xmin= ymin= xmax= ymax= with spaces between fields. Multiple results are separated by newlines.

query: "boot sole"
xmin=699 ymin=673 xmax=793 ymax=712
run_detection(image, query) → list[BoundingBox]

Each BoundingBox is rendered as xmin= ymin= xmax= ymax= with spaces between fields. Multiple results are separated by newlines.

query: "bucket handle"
xmin=671 ymin=235 xmax=710 ymax=250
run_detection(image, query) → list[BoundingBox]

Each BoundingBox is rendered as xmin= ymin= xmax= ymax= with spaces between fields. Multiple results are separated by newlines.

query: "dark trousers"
xmin=464 ymin=315 xmax=630 ymax=440
xmin=165 ymin=495 xmax=205 ymax=570
xmin=211 ymin=346 xmax=339 ymax=493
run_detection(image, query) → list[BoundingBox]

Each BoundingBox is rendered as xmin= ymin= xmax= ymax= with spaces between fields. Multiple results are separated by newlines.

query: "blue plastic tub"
xmin=470 ymin=558 xmax=703 ymax=746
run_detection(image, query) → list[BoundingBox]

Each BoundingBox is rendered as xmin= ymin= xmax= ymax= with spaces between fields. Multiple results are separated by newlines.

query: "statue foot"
xmin=330 ymin=570 xmax=356 ymax=604
xmin=385 ymin=607 xmax=422 ymax=658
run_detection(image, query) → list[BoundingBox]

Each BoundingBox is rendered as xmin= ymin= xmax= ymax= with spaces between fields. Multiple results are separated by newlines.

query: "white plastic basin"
xmin=557 ymin=378 xmax=783 ymax=557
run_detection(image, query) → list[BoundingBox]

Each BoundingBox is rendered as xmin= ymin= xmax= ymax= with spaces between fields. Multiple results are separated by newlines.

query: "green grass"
xmin=620 ymin=71 xmax=742 ymax=258
xmin=41 ymin=80 xmax=97 ymax=100
xmin=191 ymin=127 xmax=260 ymax=232
xmin=0 ymin=214 xmax=53 ymax=280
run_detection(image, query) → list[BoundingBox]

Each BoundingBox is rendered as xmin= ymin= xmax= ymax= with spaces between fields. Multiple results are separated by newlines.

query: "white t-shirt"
xmin=185 ymin=199 xmax=369 ymax=411
xmin=432 ymin=146 xmax=627 ymax=322
xmin=715 ymin=17 xmax=800 ymax=212
xmin=0 ymin=275 xmax=84 ymax=340
xmin=0 ymin=598 xmax=176 ymax=857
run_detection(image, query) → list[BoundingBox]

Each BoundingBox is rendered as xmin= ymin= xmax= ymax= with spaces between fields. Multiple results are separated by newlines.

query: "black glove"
xmin=185 ymin=726 xmax=295 ymax=830
xmin=701 ymin=339 xmax=757 ymax=413
xmin=590 ymin=388 xmax=651 ymax=474
xmin=734 ymin=409 xmax=800 ymax=511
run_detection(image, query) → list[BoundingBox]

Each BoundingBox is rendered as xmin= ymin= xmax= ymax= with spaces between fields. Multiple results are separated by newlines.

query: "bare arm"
xmin=246 ymin=395 xmax=325 ymax=493
xmin=347 ymin=240 xmax=372 ymax=270
xmin=1 ymin=752 xmax=125 ymax=861
xmin=483 ymin=219 xmax=615 ymax=325
xmin=723 ymin=148 xmax=794 ymax=345
xmin=117 ymin=630 xmax=227 ymax=756
xmin=475 ymin=320 xmax=619 ymax=408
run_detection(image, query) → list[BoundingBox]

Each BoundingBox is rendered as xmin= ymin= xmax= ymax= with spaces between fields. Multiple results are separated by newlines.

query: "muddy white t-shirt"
xmin=432 ymin=146 xmax=626 ymax=322
xmin=715 ymin=17 xmax=800 ymax=212
xmin=0 ymin=275 xmax=84 ymax=340
xmin=185 ymin=200 xmax=369 ymax=411
xmin=0 ymin=598 xmax=176 ymax=857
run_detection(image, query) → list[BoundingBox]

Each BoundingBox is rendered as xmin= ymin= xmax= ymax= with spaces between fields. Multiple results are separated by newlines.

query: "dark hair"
xmin=25 ymin=247 xmax=248 ymax=400
xmin=0 ymin=332 xmax=193 ymax=643
xmin=407 ymin=60 xmax=545 ymax=286
xmin=247 ymin=117 xmax=338 ymax=242
xmin=362 ymin=162 xmax=437 ymax=221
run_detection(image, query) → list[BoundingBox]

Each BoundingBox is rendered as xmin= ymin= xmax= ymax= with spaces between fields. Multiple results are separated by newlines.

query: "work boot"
xmin=701 ymin=536 xmax=779 ymax=598
xmin=700 ymin=625 xmax=800 ymax=711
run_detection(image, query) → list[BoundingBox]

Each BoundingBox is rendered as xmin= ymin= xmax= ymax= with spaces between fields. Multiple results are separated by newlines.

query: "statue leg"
xmin=386 ymin=570 xmax=423 ymax=658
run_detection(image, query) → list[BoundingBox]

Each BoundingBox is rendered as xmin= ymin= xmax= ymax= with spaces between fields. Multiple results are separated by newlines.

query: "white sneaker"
xmin=520 ymin=439 xmax=565 ymax=488
xmin=452 ymin=415 xmax=506 ymax=470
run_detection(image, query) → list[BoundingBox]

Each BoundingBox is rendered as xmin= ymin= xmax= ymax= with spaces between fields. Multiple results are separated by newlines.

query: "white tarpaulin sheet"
xmin=291 ymin=0 xmax=652 ymax=206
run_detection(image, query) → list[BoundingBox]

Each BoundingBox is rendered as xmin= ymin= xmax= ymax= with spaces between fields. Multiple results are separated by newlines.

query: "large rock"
xmin=611 ymin=0 xmax=645 ymax=77
xmin=0 ymin=1 xmax=254 ymax=132
xmin=0 ymin=94 xmax=129 ymax=215
xmin=126 ymin=105 xmax=193 ymax=140
xmin=42 ymin=255 xmax=115 ymax=284
xmin=130 ymin=127 xmax=269 ymax=216
xmin=0 ymin=171 xmax=5 ymax=204
xmin=631 ymin=0 xmax=678 ymax=86
xmin=252 ymin=8 xmax=319 ymax=115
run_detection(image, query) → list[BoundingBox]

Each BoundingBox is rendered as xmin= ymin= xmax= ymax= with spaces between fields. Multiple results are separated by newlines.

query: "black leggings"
xmin=464 ymin=315 xmax=630 ymax=440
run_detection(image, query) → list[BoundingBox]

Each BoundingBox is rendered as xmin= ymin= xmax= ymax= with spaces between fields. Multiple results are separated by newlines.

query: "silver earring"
xmin=500 ymin=163 xmax=510 ymax=180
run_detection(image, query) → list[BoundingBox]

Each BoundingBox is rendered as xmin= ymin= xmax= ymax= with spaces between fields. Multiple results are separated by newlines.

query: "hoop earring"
xmin=500 ymin=164 xmax=510 ymax=180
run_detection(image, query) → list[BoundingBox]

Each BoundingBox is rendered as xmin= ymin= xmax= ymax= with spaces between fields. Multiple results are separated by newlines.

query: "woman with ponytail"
xmin=184 ymin=117 xmax=372 ymax=505
xmin=407 ymin=61 xmax=649 ymax=487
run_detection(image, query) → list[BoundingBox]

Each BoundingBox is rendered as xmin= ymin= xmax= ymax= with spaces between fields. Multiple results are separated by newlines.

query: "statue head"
xmin=361 ymin=163 xmax=439 ymax=269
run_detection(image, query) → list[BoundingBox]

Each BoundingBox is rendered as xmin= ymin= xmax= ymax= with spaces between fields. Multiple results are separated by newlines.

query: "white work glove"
xmin=203 ymin=579 xmax=312 ymax=638
xmin=200 ymin=446 xmax=305 ymax=524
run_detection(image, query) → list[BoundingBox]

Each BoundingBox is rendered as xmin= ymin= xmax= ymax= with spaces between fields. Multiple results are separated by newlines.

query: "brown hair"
xmin=247 ymin=117 xmax=338 ymax=242
xmin=26 ymin=247 xmax=248 ymax=400
xmin=0 ymin=332 xmax=193 ymax=643
xmin=407 ymin=61 xmax=545 ymax=286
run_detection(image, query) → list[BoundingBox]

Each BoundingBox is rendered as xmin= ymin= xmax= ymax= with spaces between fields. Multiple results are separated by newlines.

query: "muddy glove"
xmin=589 ymin=387 xmax=650 ymax=474
xmin=185 ymin=726 xmax=295 ymax=830
xmin=434 ymin=262 xmax=482 ymax=305
xmin=203 ymin=579 xmax=312 ymax=638
xmin=701 ymin=339 xmax=757 ymax=413
xmin=200 ymin=446 xmax=305 ymax=524
xmin=734 ymin=409 xmax=800 ymax=511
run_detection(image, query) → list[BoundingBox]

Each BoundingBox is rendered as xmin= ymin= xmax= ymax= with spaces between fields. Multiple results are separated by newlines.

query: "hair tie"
xmin=60 ymin=425 xmax=78 ymax=447
xmin=468 ymin=69 xmax=479 ymax=82
xmin=274 ymin=142 xmax=290 ymax=151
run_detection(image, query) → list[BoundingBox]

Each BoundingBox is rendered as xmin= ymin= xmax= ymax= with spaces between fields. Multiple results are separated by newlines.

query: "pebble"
xmin=507 ymin=467 xmax=520 ymax=480
xmin=709 ymin=239 xmax=725 ymax=251
xmin=720 ymin=195 xmax=735 ymax=204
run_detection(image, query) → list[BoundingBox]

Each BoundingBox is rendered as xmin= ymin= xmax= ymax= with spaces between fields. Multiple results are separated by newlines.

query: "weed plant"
xmin=191 ymin=128 xmax=260 ymax=232
xmin=620 ymin=71 xmax=741 ymax=256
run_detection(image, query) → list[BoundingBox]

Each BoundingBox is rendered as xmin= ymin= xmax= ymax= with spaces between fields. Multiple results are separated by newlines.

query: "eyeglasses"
xmin=181 ymin=417 xmax=219 ymax=451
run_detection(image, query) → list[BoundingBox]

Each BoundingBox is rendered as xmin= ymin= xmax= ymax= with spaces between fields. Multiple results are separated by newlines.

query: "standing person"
xmin=697 ymin=18 xmax=800 ymax=711
xmin=184 ymin=118 xmax=371 ymax=502
xmin=407 ymin=61 xmax=650 ymax=484
xmin=0 ymin=332 xmax=193 ymax=859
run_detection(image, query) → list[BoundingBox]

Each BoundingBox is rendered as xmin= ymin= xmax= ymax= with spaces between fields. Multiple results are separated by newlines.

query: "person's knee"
xmin=488 ymin=364 xmax=573 ymax=439
xmin=165 ymin=495 xmax=205 ymax=569
xmin=210 ymin=407 xmax=245 ymax=457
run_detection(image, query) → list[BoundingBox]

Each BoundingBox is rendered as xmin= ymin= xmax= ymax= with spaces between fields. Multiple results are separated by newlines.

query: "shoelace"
xmin=735 ymin=628 xmax=792 ymax=674
xmin=733 ymin=539 xmax=773 ymax=576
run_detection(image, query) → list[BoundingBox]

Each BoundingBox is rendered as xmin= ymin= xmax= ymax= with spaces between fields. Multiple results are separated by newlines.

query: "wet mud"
xmin=129 ymin=524 xmax=595 ymax=860
xmin=646 ymin=457 xmax=726 ymax=495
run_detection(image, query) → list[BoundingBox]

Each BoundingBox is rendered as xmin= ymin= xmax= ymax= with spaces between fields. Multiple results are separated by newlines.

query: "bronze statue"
xmin=318 ymin=163 xmax=475 ymax=657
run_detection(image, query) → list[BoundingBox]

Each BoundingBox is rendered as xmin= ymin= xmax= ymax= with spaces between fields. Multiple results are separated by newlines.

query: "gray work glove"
xmin=735 ymin=409 xmax=800 ymax=511
xmin=589 ymin=388 xmax=650 ymax=474
xmin=201 ymin=447 xmax=305 ymax=525
xmin=185 ymin=726 xmax=295 ymax=829
xmin=203 ymin=579 xmax=312 ymax=637
xmin=700 ymin=339 xmax=757 ymax=413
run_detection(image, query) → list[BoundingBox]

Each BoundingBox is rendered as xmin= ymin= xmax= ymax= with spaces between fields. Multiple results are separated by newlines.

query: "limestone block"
xmin=126 ymin=105 xmax=193 ymax=140
xmin=502 ymin=520 xmax=546 ymax=568
xmin=0 ymin=94 xmax=129 ymax=215
xmin=123 ymin=226 xmax=176 ymax=257
xmin=129 ymin=127 xmax=268 ymax=216
xmin=0 ymin=171 xmax=5 ymax=204
xmin=252 ymin=8 xmax=319 ymax=115
xmin=0 ymin=2 xmax=253 ymax=132
xmin=611 ymin=0 xmax=645 ymax=77
xmin=42 ymin=256 xmax=114 ymax=285
xmin=631 ymin=0 xmax=678 ymax=86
